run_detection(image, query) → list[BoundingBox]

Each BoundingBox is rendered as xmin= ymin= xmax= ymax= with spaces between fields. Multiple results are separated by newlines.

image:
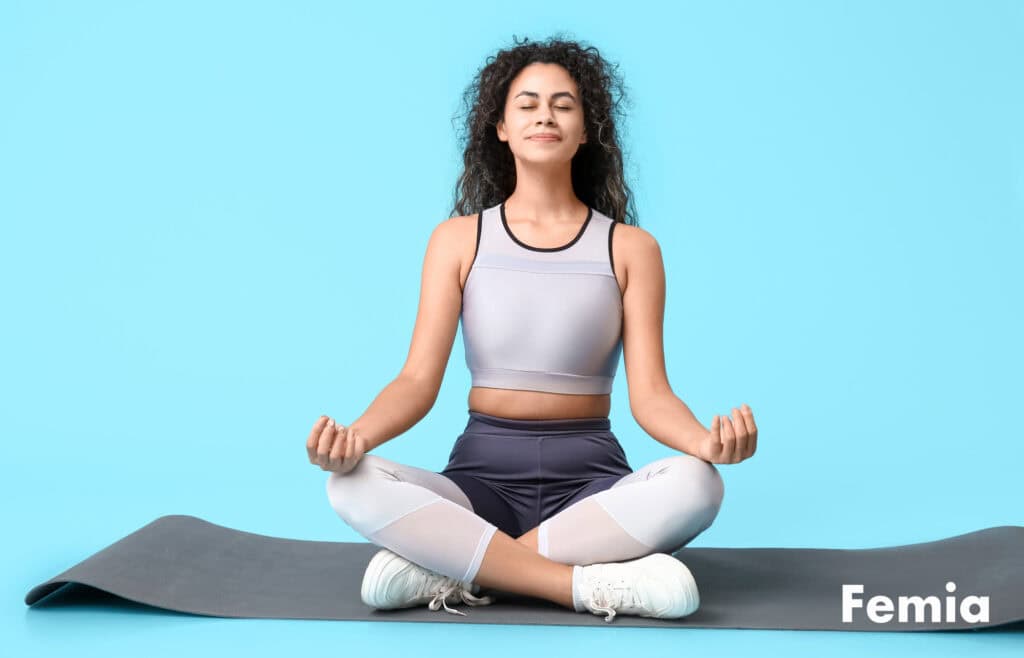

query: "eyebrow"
xmin=513 ymin=91 xmax=577 ymax=102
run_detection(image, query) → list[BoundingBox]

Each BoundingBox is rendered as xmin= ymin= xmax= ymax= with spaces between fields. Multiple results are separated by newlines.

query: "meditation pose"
xmin=306 ymin=35 xmax=758 ymax=623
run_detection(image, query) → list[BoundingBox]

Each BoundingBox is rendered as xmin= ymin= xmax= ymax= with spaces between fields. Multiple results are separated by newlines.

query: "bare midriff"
xmin=468 ymin=386 xmax=611 ymax=420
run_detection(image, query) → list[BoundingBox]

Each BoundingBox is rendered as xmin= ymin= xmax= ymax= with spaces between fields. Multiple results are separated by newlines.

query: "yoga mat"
xmin=24 ymin=515 xmax=1024 ymax=631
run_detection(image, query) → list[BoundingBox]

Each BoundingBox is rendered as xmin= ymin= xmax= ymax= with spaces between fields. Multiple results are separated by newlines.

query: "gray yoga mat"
xmin=24 ymin=515 xmax=1024 ymax=631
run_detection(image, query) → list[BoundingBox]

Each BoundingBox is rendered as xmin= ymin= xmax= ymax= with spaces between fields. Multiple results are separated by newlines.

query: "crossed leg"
xmin=326 ymin=452 xmax=724 ymax=609
xmin=327 ymin=454 xmax=576 ymax=607
xmin=531 ymin=452 xmax=725 ymax=565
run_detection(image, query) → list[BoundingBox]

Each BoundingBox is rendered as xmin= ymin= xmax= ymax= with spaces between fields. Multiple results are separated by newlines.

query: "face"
xmin=496 ymin=62 xmax=587 ymax=165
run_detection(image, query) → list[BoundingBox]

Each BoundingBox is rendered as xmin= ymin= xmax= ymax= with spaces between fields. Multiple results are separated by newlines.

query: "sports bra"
xmin=459 ymin=200 xmax=624 ymax=395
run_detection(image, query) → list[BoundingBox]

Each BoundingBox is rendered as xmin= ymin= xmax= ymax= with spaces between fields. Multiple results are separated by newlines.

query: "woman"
xmin=307 ymin=35 xmax=757 ymax=623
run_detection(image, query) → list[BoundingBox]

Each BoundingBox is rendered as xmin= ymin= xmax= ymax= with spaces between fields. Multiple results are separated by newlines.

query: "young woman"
xmin=307 ymin=36 xmax=758 ymax=623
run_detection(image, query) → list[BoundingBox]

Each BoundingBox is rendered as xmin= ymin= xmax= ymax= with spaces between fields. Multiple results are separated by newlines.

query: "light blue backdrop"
xmin=2 ymin=0 xmax=1021 ymax=655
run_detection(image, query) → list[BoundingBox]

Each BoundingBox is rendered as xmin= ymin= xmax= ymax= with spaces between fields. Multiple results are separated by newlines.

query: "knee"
xmin=663 ymin=454 xmax=725 ymax=519
xmin=324 ymin=454 xmax=391 ymax=528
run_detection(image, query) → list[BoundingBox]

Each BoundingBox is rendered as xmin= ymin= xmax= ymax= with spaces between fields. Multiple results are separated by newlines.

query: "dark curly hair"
xmin=449 ymin=33 xmax=639 ymax=226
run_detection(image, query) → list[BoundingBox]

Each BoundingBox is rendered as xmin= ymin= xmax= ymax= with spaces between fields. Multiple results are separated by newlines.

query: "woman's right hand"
xmin=306 ymin=415 xmax=367 ymax=475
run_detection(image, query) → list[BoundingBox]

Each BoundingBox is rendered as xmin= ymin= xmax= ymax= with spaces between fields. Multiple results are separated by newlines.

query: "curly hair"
xmin=449 ymin=33 xmax=639 ymax=226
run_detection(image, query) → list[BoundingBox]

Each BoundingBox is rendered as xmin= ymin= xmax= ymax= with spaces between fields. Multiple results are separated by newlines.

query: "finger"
xmin=742 ymin=403 xmax=758 ymax=456
xmin=307 ymin=415 xmax=331 ymax=459
xmin=704 ymin=415 xmax=723 ymax=462
xmin=731 ymin=407 xmax=750 ymax=460
xmin=736 ymin=403 xmax=755 ymax=436
xmin=318 ymin=419 xmax=339 ymax=468
xmin=344 ymin=428 xmax=357 ymax=467
xmin=720 ymin=414 xmax=737 ymax=463
xmin=314 ymin=418 xmax=331 ymax=466
xmin=328 ymin=426 xmax=349 ymax=472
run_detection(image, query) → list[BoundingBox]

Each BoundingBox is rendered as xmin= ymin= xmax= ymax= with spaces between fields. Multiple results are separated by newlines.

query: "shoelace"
xmin=426 ymin=579 xmax=496 ymax=616
xmin=586 ymin=577 xmax=644 ymax=623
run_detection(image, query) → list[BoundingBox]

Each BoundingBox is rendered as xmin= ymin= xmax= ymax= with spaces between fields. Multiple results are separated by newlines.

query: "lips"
xmin=529 ymin=134 xmax=561 ymax=141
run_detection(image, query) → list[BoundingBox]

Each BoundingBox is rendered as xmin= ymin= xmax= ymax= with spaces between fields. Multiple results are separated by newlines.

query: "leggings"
xmin=326 ymin=410 xmax=725 ymax=585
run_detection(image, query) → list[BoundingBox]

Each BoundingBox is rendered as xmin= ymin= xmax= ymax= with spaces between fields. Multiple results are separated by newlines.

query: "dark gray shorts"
xmin=439 ymin=410 xmax=634 ymax=538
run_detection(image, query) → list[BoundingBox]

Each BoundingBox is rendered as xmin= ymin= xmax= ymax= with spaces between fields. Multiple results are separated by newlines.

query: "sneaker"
xmin=360 ymin=548 xmax=496 ymax=616
xmin=572 ymin=553 xmax=700 ymax=622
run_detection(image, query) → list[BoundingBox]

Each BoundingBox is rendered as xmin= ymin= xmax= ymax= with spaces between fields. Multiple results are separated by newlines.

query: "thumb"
xmin=703 ymin=415 xmax=722 ymax=461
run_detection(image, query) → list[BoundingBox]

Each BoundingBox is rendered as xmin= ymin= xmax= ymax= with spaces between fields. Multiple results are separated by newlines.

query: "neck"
xmin=505 ymin=165 xmax=582 ymax=223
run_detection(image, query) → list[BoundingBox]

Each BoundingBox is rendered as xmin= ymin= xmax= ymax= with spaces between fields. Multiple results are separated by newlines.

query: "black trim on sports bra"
xmin=471 ymin=210 xmax=482 ymax=268
xmin=461 ymin=210 xmax=483 ymax=295
xmin=499 ymin=201 xmax=593 ymax=252
xmin=608 ymin=220 xmax=623 ymax=297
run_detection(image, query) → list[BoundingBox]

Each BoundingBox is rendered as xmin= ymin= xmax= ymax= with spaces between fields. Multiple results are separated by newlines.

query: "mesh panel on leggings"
xmin=538 ymin=454 xmax=725 ymax=564
xmin=538 ymin=496 xmax=654 ymax=566
xmin=326 ymin=455 xmax=498 ymax=586
xmin=369 ymin=499 xmax=498 ymax=584
xmin=593 ymin=454 xmax=724 ymax=551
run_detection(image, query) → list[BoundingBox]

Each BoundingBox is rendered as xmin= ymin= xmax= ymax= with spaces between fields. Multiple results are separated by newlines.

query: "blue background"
xmin=2 ymin=0 xmax=1021 ymax=655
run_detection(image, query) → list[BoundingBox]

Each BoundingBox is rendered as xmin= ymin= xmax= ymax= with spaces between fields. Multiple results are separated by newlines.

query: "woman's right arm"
xmin=339 ymin=215 xmax=472 ymax=453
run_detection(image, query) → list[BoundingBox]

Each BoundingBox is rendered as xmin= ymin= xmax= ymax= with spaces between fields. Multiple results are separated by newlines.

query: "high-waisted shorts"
xmin=439 ymin=410 xmax=634 ymax=538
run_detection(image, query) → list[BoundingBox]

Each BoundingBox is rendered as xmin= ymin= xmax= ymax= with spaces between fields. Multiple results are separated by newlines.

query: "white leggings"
xmin=326 ymin=451 xmax=724 ymax=585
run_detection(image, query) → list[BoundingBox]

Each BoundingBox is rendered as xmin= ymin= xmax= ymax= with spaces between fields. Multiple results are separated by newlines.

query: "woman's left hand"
xmin=694 ymin=403 xmax=758 ymax=464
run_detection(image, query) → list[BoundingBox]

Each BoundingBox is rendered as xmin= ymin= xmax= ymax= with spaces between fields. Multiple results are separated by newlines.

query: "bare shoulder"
xmin=614 ymin=223 xmax=660 ymax=251
xmin=440 ymin=212 xmax=479 ymax=237
xmin=610 ymin=223 xmax=661 ymax=294
xmin=430 ymin=213 xmax=480 ymax=291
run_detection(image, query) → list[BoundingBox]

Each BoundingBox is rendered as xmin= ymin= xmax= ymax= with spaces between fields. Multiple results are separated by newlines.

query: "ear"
xmin=496 ymin=118 xmax=507 ymax=142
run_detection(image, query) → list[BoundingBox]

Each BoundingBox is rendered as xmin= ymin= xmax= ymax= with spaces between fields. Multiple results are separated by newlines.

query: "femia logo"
xmin=842 ymin=582 xmax=989 ymax=623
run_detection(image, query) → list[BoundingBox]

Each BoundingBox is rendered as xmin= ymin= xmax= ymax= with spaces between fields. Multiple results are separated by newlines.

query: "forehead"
xmin=508 ymin=63 xmax=578 ymax=94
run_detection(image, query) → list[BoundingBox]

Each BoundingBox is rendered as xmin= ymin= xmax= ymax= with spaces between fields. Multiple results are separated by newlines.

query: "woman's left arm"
xmin=617 ymin=225 xmax=757 ymax=464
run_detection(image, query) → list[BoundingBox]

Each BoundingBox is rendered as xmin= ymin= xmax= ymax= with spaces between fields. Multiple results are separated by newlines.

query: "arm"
xmin=343 ymin=375 xmax=438 ymax=453
xmin=631 ymin=393 xmax=708 ymax=458
xmin=344 ymin=217 xmax=468 ymax=452
xmin=618 ymin=225 xmax=709 ymax=458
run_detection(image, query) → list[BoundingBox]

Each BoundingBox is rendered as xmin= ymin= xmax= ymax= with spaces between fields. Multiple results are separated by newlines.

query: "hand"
xmin=694 ymin=403 xmax=758 ymax=464
xmin=306 ymin=415 xmax=368 ymax=475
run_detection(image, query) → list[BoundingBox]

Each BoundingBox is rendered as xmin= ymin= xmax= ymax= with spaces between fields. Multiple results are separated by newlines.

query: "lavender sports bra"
xmin=460 ymin=200 xmax=624 ymax=395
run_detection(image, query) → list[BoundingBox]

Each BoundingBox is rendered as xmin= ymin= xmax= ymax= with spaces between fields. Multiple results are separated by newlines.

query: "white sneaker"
xmin=360 ymin=548 xmax=496 ymax=616
xmin=572 ymin=553 xmax=700 ymax=622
